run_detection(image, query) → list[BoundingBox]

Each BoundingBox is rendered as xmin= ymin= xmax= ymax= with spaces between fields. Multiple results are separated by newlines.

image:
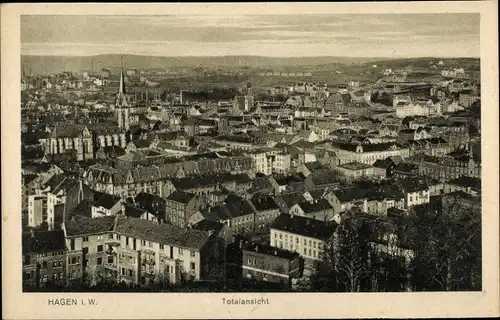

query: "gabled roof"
xmin=251 ymin=194 xmax=280 ymax=211
xmin=222 ymin=194 xmax=256 ymax=218
xmin=93 ymin=192 xmax=121 ymax=210
xmin=134 ymin=192 xmax=166 ymax=216
xmin=70 ymin=199 xmax=92 ymax=218
xmin=373 ymin=158 xmax=396 ymax=169
xmin=123 ymin=203 xmax=148 ymax=218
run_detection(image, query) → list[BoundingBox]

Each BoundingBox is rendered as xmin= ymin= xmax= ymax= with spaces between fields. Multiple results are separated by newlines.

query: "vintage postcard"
xmin=2 ymin=2 xmax=499 ymax=319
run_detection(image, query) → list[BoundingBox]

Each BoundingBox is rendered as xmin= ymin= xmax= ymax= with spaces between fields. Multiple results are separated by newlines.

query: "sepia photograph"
xmin=2 ymin=2 xmax=499 ymax=319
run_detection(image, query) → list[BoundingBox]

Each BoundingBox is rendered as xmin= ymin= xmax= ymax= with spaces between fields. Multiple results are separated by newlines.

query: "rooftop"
xmin=115 ymin=215 xmax=210 ymax=250
xmin=167 ymin=190 xmax=196 ymax=204
xmin=243 ymin=242 xmax=300 ymax=261
xmin=271 ymin=214 xmax=337 ymax=241
xmin=339 ymin=161 xmax=373 ymax=171
xmin=64 ymin=215 xmax=116 ymax=237
xmin=22 ymin=230 xmax=66 ymax=255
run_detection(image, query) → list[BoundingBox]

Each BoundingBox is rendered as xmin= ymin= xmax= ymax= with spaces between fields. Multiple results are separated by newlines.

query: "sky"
xmin=21 ymin=14 xmax=480 ymax=58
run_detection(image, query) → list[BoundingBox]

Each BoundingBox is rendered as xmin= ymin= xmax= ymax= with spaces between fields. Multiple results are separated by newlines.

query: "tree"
xmin=309 ymin=214 xmax=378 ymax=292
xmin=402 ymin=195 xmax=481 ymax=291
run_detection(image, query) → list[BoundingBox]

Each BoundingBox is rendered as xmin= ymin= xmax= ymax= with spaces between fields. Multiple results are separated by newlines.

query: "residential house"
xmin=242 ymin=243 xmax=302 ymax=289
xmin=270 ymin=214 xmax=338 ymax=262
xmin=250 ymin=194 xmax=282 ymax=234
xmin=289 ymin=199 xmax=336 ymax=222
xmin=392 ymin=163 xmax=420 ymax=179
xmin=330 ymin=186 xmax=369 ymax=214
xmin=133 ymin=192 xmax=168 ymax=223
xmin=336 ymin=161 xmax=375 ymax=180
xmin=443 ymin=176 xmax=481 ymax=196
xmin=395 ymin=178 xmax=430 ymax=208
xmin=372 ymin=158 xmax=397 ymax=179
xmin=90 ymin=192 xmax=122 ymax=218
xmin=165 ymin=190 xmax=203 ymax=228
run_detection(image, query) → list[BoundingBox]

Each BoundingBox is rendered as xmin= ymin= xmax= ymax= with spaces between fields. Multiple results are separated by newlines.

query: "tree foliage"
xmin=402 ymin=197 xmax=481 ymax=291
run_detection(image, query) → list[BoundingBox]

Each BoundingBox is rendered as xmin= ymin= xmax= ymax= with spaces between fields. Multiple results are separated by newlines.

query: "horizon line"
xmin=21 ymin=54 xmax=480 ymax=59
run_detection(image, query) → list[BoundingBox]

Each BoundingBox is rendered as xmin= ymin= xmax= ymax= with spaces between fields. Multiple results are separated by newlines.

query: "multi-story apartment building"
xmin=62 ymin=215 xmax=225 ymax=287
xmin=273 ymin=152 xmax=292 ymax=174
xmin=22 ymin=230 xmax=67 ymax=290
xmin=270 ymin=214 xmax=337 ymax=262
xmin=27 ymin=195 xmax=47 ymax=228
xmin=407 ymin=153 xmax=481 ymax=181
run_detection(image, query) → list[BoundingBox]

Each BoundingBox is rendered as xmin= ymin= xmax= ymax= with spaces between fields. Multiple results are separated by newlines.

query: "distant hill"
xmin=21 ymin=54 xmax=384 ymax=75
xmin=360 ymin=57 xmax=480 ymax=71
xmin=21 ymin=54 xmax=480 ymax=75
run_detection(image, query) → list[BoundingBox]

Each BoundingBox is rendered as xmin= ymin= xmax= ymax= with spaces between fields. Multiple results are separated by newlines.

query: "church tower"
xmin=115 ymin=59 xmax=130 ymax=131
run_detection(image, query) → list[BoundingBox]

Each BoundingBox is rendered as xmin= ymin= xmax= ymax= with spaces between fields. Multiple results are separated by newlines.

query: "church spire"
xmin=119 ymin=56 xmax=126 ymax=95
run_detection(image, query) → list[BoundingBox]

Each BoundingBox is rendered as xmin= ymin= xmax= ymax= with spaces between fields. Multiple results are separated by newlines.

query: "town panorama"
xmin=21 ymin=14 xmax=481 ymax=293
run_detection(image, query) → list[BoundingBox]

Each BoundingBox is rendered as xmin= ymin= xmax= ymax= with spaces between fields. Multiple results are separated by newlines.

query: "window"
xmin=70 ymin=239 xmax=75 ymax=251
xmin=141 ymin=240 xmax=146 ymax=246
xmin=190 ymin=262 xmax=196 ymax=270
xmin=107 ymin=256 xmax=113 ymax=264
xmin=117 ymin=235 xmax=121 ymax=240
xmin=58 ymin=261 xmax=63 ymax=267
xmin=178 ymin=248 xmax=183 ymax=254
xmin=303 ymin=248 xmax=307 ymax=255
xmin=126 ymin=237 xmax=129 ymax=246
xmin=296 ymin=237 xmax=299 ymax=244
xmin=108 ymin=234 xmax=114 ymax=240
xmin=52 ymin=262 xmax=57 ymax=268
xmin=97 ymin=257 xmax=102 ymax=265
xmin=42 ymin=261 xmax=47 ymax=269
xmin=71 ymin=257 xmax=77 ymax=265
xmin=191 ymin=251 xmax=196 ymax=258
xmin=160 ymin=244 xmax=164 ymax=250
xmin=97 ymin=235 xmax=103 ymax=240
xmin=97 ymin=245 xmax=103 ymax=252
xmin=121 ymin=268 xmax=125 ymax=276
xmin=83 ymin=236 xmax=89 ymax=242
